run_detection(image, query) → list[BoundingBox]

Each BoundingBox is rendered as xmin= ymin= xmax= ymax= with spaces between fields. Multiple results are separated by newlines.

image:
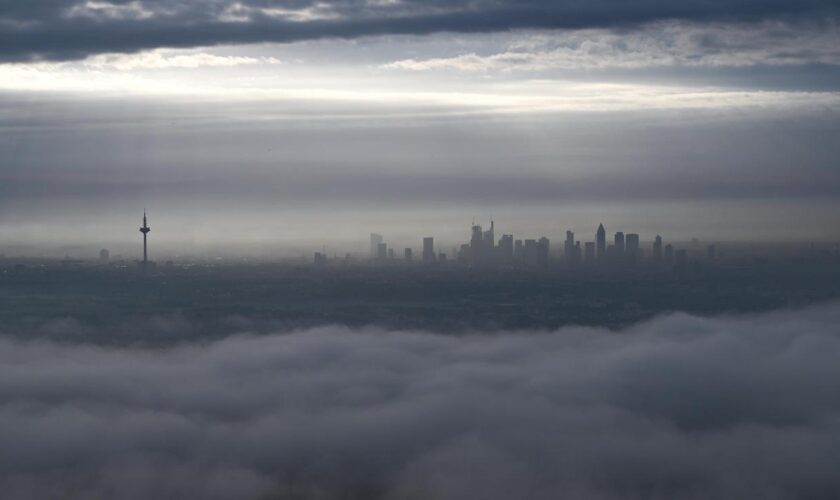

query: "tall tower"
xmin=596 ymin=223 xmax=606 ymax=260
xmin=139 ymin=211 xmax=151 ymax=267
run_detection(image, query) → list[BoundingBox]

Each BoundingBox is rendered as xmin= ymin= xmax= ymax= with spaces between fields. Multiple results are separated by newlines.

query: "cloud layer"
xmin=384 ymin=20 xmax=840 ymax=71
xmin=1 ymin=0 xmax=838 ymax=61
xmin=2 ymin=303 xmax=840 ymax=499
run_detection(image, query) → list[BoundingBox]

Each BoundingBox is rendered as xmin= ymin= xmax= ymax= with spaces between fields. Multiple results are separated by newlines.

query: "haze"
xmin=2 ymin=1 xmax=839 ymax=255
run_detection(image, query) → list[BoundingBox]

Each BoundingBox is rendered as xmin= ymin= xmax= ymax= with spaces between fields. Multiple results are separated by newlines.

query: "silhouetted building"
xmin=614 ymin=232 xmax=625 ymax=256
xmin=370 ymin=233 xmax=383 ymax=260
xmin=99 ymin=248 xmax=110 ymax=263
xmin=423 ymin=237 xmax=435 ymax=263
xmin=438 ymin=252 xmax=447 ymax=263
xmin=653 ymin=235 xmax=663 ymax=263
xmin=596 ymin=224 xmax=606 ymax=260
xmin=404 ymin=248 xmax=413 ymax=261
xmin=470 ymin=224 xmax=483 ymax=263
xmin=514 ymin=239 xmax=524 ymax=263
xmin=498 ymin=234 xmax=514 ymax=263
xmin=470 ymin=220 xmax=497 ymax=265
xmin=387 ymin=248 xmax=395 ymax=260
xmin=626 ymin=233 xmax=639 ymax=263
xmin=458 ymin=244 xmax=470 ymax=263
xmin=483 ymin=220 xmax=495 ymax=260
xmin=537 ymin=237 xmax=550 ymax=267
xmin=564 ymin=231 xmax=576 ymax=266
xmin=313 ymin=252 xmax=327 ymax=266
xmin=377 ymin=242 xmax=387 ymax=261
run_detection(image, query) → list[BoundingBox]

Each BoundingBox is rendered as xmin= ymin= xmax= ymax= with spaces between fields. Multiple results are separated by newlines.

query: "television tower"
xmin=139 ymin=211 xmax=151 ymax=267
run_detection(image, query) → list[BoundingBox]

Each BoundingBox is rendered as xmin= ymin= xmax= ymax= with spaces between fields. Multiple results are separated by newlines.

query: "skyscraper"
xmin=404 ymin=248 xmax=413 ymax=261
xmin=498 ymin=234 xmax=514 ymax=263
xmin=470 ymin=224 xmax=483 ymax=264
xmin=139 ymin=211 xmax=150 ymax=268
xmin=596 ymin=224 xmax=606 ymax=260
xmin=626 ymin=233 xmax=639 ymax=263
xmin=423 ymin=237 xmax=435 ymax=263
xmin=564 ymin=231 xmax=579 ymax=266
xmin=537 ymin=237 xmax=550 ymax=267
xmin=377 ymin=242 xmax=387 ymax=261
xmin=564 ymin=230 xmax=574 ymax=258
xmin=653 ymin=235 xmax=663 ymax=263
xmin=370 ymin=233 xmax=383 ymax=260
xmin=614 ymin=232 xmax=625 ymax=255
xmin=483 ymin=220 xmax=495 ymax=253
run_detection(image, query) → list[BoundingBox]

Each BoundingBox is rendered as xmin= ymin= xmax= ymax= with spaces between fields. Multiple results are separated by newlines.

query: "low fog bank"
xmin=2 ymin=303 xmax=840 ymax=499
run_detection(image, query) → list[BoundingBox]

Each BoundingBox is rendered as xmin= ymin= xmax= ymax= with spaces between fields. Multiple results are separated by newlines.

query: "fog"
xmin=2 ymin=303 xmax=840 ymax=499
xmin=2 ymin=92 xmax=839 ymax=256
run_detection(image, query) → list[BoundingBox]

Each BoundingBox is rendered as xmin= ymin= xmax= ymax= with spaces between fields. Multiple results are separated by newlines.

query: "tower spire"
xmin=140 ymin=210 xmax=151 ymax=269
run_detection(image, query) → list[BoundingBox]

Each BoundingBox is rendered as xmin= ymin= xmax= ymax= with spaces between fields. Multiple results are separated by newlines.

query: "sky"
xmin=1 ymin=0 xmax=839 ymax=255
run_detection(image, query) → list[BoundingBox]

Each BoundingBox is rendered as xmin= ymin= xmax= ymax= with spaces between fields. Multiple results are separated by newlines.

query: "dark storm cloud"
xmin=2 ymin=303 xmax=840 ymax=499
xmin=0 ymin=0 xmax=838 ymax=62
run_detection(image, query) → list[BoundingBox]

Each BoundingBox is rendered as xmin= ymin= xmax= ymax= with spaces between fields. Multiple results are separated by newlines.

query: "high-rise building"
xmin=404 ymin=248 xmax=413 ymax=261
xmin=458 ymin=244 xmax=471 ymax=263
xmin=370 ymin=233 xmax=383 ymax=260
xmin=625 ymin=233 xmax=639 ymax=263
xmin=523 ymin=239 xmax=537 ymax=266
xmin=387 ymin=248 xmax=395 ymax=260
xmin=596 ymin=224 xmax=606 ymax=260
xmin=664 ymin=244 xmax=674 ymax=265
xmin=498 ymin=234 xmax=514 ymax=263
xmin=313 ymin=252 xmax=327 ymax=265
xmin=470 ymin=220 xmax=496 ymax=264
xmin=470 ymin=224 xmax=483 ymax=263
xmin=564 ymin=230 xmax=574 ymax=259
xmin=514 ymin=239 xmax=524 ymax=263
xmin=483 ymin=220 xmax=495 ymax=257
xmin=537 ymin=237 xmax=550 ymax=267
xmin=423 ymin=237 xmax=435 ymax=263
xmin=99 ymin=248 xmax=110 ymax=263
xmin=614 ymin=232 xmax=625 ymax=255
xmin=564 ymin=231 xmax=580 ymax=266
xmin=377 ymin=242 xmax=387 ymax=261
xmin=653 ymin=235 xmax=663 ymax=263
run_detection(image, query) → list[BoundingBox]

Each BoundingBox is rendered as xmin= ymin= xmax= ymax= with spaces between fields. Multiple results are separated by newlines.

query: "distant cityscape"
xmin=3 ymin=212 xmax=839 ymax=270
xmin=319 ymin=219 xmax=747 ymax=270
xmin=2 ymin=213 xmax=840 ymax=338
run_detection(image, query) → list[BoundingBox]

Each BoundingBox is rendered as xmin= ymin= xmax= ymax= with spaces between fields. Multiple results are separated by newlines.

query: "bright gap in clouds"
xmin=1 ymin=20 xmax=838 ymax=112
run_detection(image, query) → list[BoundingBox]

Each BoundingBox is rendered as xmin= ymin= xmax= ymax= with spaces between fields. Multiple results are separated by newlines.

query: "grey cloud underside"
xmin=1 ymin=0 xmax=839 ymax=61
xmin=2 ymin=303 xmax=840 ymax=499
xmin=2 ymin=95 xmax=839 ymax=205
